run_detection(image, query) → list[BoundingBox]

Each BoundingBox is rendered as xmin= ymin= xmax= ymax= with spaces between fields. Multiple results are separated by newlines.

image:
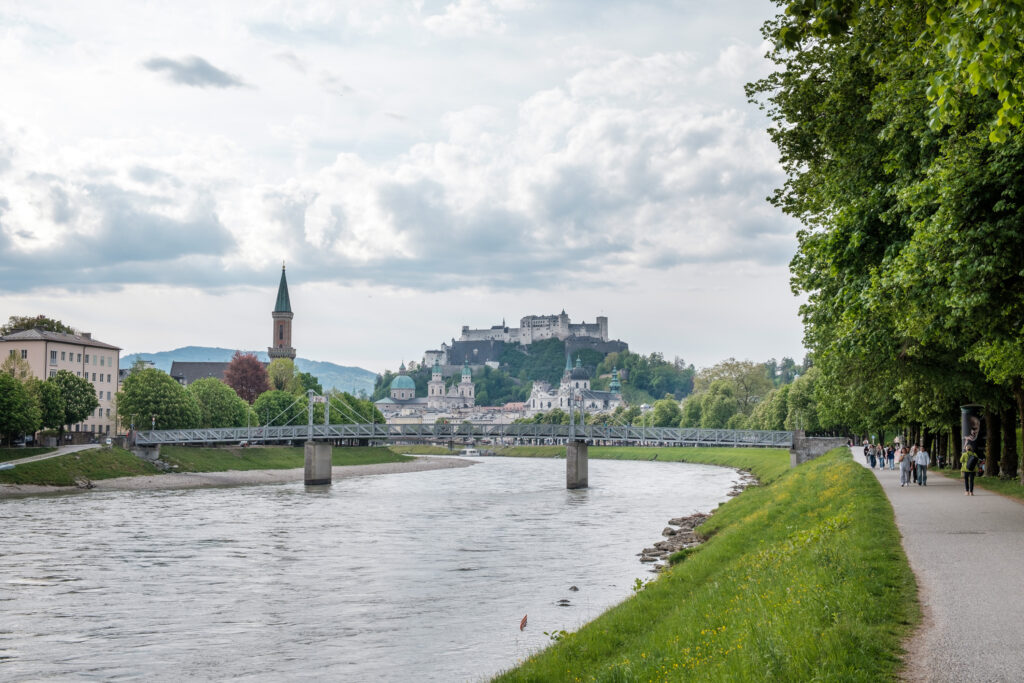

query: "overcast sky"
xmin=0 ymin=0 xmax=805 ymax=374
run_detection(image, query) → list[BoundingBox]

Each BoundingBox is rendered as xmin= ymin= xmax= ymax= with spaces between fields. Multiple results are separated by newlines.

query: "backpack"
xmin=965 ymin=453 xmax=979 ymax=471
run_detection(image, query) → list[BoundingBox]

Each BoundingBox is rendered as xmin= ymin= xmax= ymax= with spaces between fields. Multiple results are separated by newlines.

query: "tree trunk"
xmin=1016 ymin=386 xmax=1024 ymax=486
xmin=924 ymin=427 xmax=935 ymax=466
xmin=952 ymin=422 xmax=963 ymax=470
xmin=986 ymin=410 xmax=1001 ymax=478
xmin=1001 ymin=409 xmax=1018 ymax=479
xmin=938 ymin=430 xmax=948 ymax=468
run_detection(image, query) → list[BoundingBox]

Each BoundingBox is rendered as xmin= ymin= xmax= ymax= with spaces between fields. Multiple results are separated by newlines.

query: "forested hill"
xmin=120 ymin=346 xmax=376 ymax=396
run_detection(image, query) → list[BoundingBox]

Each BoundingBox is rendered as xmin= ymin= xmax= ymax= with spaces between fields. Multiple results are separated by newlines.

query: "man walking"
xmin=915 ymin=445 xmax=930 ymax=486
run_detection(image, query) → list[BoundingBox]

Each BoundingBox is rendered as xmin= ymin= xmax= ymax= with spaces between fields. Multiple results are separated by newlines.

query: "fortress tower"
xmin=268 ymin=263 xmax=296 ymax=360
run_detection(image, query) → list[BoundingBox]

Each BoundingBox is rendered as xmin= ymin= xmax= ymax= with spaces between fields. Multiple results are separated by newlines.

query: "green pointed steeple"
xmin=274 ymin=263 xmax=292 ymax=313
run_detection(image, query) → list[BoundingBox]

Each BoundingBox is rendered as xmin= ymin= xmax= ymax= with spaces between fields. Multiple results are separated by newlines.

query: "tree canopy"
xmin=49 ymin=370 xmax=100 ymax=432
xmin=224 ymin=351 xmax=270 ymax=404
xmin=1 ymin=315 xmax=75 ymax=335
xmin=117 ymin=368 xmax=200 ymax=430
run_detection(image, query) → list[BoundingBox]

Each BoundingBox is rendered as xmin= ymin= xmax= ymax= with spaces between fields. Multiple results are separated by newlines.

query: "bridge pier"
xmin=566 ymin=440 xmax=588 ymax=489
xmin=304 ymin=441 xmax=332 ymax=486
xmin=132 ymin=445 xmax=161 ymax=462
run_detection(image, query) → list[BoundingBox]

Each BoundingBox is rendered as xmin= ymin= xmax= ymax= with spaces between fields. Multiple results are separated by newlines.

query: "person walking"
xmin=915 ymin=444 xmax=930 ymax=486
xmin=888 ymin=444 xmax=896 ymax=470
xmin=898 ymin=446 xmax=912 ymax=487
xmin=961 ymin=445 xmax=981 ymax=495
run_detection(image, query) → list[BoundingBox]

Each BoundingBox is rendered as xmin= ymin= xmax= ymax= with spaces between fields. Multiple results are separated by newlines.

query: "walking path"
xmin=852 ymin=447 xmax=1024 ymax=682
xmin=2 ymin=443 xmax=96 ymax=467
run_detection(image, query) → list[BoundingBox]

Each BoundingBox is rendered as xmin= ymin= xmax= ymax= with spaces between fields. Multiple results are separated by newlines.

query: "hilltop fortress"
xmin=424 ymin=312 xmax=627 ymax=369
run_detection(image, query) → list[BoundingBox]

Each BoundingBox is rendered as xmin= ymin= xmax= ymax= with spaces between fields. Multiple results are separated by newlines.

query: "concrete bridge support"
xmin=304 ymin=441 xmax=332 ymax=486
xmin=132 ymin=445 xmax=161 ymax=462
xmin=789 ymin=430 xmax=849 ymax=467
xmin=566 ymin=440 xmax=588 ymax=489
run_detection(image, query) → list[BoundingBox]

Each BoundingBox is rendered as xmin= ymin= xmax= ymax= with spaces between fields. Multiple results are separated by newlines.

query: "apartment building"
xmin=0 ymin=328 xmax=121 ymax=436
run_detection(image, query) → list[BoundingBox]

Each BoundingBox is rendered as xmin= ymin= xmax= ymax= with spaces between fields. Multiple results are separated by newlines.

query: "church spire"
xmin=274 ymin=262 xmax=292 ymax=313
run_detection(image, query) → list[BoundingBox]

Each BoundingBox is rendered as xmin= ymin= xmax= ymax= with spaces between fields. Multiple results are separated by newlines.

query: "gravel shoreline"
xmin=0 ymin=456 xmax=475 ymax=497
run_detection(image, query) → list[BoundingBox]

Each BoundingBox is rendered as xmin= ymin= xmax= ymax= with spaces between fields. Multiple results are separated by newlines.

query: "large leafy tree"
xmin=267 ymin=358 xmax=301 ymax=393
xmin=252 ymin=389 xmax=307 ymax=426
xmin=48 ymin=370 xmax=99 ymax=435
xmin=1 ymin=354 xmax=34 ymax=381
xmin=187 ymin=378 xmax=251 ymax=428
xmin=0 ymin=373 xmax=40 ymax=444
xmin=224 ymin=351 xmax=269 ymax=404
xmin=117 ymin=368 xmax=200 ymax=430
xmin=1 ymin=315 xmax=75 ymax=335
xmin=25 ymin=378 xmax=64 ymax=431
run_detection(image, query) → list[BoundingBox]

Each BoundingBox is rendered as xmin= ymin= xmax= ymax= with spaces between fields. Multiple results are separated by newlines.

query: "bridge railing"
xmin=134 ymin=423 xmax=793 ymax=448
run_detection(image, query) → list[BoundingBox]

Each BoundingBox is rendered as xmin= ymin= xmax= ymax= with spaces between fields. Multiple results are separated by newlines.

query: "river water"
xmin=1 ymin=456 xmax=739 ymax=681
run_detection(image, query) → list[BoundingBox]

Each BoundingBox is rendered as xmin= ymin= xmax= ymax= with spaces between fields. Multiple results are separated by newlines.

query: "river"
xmin=1 ymin=455 xmax=739 ymax=681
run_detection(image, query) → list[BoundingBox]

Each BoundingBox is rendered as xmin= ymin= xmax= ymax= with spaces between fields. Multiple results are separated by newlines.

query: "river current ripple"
xmin=1 ymin=456 xmax=739 ymax=681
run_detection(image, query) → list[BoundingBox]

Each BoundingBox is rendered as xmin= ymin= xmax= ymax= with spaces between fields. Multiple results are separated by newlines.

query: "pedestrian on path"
xmin=898 ymin=446 xmax=912 ymax=487
xmin=888 ymin=444 xmax=896 ymax=470
xmin=915 ymin=445 xmax=930 ymax=486
xmin=961 ymin=445 xmax=981 ymax=496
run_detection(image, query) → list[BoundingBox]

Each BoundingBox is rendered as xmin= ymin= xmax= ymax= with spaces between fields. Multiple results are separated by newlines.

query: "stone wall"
xmin=789 ymin=430 xmax=849 ymax=467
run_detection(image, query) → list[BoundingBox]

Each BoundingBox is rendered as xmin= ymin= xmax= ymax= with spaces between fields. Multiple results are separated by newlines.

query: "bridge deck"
xmin=134 ymin=423 xmax=793 ymax=448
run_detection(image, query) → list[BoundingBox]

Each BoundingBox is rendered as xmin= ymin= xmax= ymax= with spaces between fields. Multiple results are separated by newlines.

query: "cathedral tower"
xmin=268 ymin=263 xmax=296 ymax=360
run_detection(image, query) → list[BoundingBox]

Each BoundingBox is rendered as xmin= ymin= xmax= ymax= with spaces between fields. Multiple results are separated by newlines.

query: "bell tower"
xmin=268 ymin=263 xmax=296 ymax=360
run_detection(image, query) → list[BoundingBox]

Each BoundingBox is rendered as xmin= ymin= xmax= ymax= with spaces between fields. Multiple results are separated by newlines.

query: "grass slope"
xmin=0 ymin=447 xmax=163 ymax=486
xmin=389 ymin=445 xmax=458 ymax=455
xmin=0 ymin=447 xmax=56 ymax=463
xmin=159 ymin=445 xmax=412 ymax=472
xmin=494 ymin=449 xmax=918 ymax=682
xmin=495 ymin=446 xmax=790 ymax=484
xmin=0 ymin=446 xmax=412 ymax=486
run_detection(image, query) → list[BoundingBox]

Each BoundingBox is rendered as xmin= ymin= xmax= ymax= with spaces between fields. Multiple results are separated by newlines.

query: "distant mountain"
xmin=120 ymin=346 xmax=377 ymax=396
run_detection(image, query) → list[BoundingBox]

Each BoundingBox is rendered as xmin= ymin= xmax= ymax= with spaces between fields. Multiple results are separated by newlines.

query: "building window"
xmin=49 ymin=370 xmax=56 ymax=378
xmin=85 ymin=354 xmax=90 ymax=364
xmin=76 ymin=372 xmax=81 ymax=377
xmin=106 ymin=408 xmax=110 ymax=417
xmin=61 ymin=351 xmax=66 ymax=361
xmin=106 ymin=391 xmax=111 ymax=400
xmin=279 ymin=324 xmax=284 ymax=341
xmin=100 ymin=356 xmax=105 ymax=366
xmin=74 ymin=424 xmax=79 ymax=432
xmin=106 ymin=425 xmax=111 ymax=434
xmin=92 ymin=372 xmax=96 ymax=381
xmin=97 ymin=389 xmax=102 ymax=399
xmin=107 ymin=374 xmax=111 ymax=382
xmin=50 ymin=350 xmax=57 ymax=365
xmin=7 ymin=349 xmax=14 ymax=358
xmin=21 ymin=349 xmax=27 ymax=359
xmin=77 ymin=353 xmax=81 ymax=362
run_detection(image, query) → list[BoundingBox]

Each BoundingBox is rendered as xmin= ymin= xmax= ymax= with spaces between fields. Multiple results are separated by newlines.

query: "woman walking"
xmin=961 ymin=445 xmax=981 ymax=496
xmin=914 ymin=444 xmax=930 ymax=485
xmin=899 ymin=446 xmax=912 ymax=487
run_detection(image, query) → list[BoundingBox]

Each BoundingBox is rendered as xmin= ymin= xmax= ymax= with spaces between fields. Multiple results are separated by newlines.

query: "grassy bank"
xmin=0 ymin=447 xmax=163 ymax=486
xmin=0 ymin=446 xmax=412 ymax=487
xmin=388 ymin=444 xmax=457 ymax=455
xmin=495 ymin=449 xmax=917 ymax=681
xmin=495 ymin=445 xmax=790 ymax=484
xmin=0 ymin=447 xmax=56 ymax=463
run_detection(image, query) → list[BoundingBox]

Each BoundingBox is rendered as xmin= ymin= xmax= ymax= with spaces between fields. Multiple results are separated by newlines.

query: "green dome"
xmin=391 ymin=375 xmax=415 ymax=390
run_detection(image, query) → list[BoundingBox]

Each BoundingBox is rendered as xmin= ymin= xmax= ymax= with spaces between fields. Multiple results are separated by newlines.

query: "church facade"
xmin=526 ymin=356 xmax=624 ymax=416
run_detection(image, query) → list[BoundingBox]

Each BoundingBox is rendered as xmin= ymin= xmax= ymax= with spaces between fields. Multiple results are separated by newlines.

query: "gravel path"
xmin=0 ymin=456 xmax=475 ymax=497
xmin=853 ymin=447 xmax=1024 ymax=682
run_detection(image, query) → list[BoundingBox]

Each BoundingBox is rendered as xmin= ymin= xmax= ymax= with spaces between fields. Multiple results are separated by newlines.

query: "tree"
xmin=224 ymin=351 xmax=269 ymax=404
xmin=1 ymin=314 xmax=75 ymax=335
xmin=698 ymin=381 xmax=742 ymax=429
xmin=267 ymin=358 xmax=301 ymax=393
xmin=693 ymin=359 xmax=774 ymax=415
xmin=117 ymin=368 xmax=200 ymax=430
xmin=252 ymin=390 xmax=307 ymax=426
xmin=296 ymin=371 xmax=323 ymax=395
xmin=0 ymin=373 xmax=40 ymax=444
xmin=25 ymin=378 xmax=64 ymax=431
xmin=647 ymin=396 xmax=683 ymax=427
xmin=48 ymin=370 xmax=99 ymax=436
xmin=187 ymin=378 xmax=250 ymax=428
xmin=1 ymin=353 xmax=34 ymax=381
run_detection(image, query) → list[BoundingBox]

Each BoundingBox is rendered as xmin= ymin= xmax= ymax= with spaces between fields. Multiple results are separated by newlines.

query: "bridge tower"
xmin=269 ymin=263 xmax=296 ymax=360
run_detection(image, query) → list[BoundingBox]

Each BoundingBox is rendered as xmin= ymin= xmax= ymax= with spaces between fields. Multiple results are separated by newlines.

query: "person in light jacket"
xmin=898 ymin=446 xmax=912 ymax=487
xmin=914 ymin=445 xmax=930 ymax=486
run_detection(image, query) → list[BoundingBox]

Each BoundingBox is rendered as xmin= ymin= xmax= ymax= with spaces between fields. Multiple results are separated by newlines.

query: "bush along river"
xmin=0 ymin=455 xmax=741 ymax=681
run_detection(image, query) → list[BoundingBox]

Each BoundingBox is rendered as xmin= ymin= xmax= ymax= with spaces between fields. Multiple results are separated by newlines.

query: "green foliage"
xmin=48 ymin=370 xmax=100 ymax=430
xmin=0 ymin=373 xmax=41 ymax=443
xmin=645 ymin=396 xmax=683 ymax=427
xmin=0 ymin=447 xmax=55 ymax=463
xmin=0 ymin=447 xmax=163 ymax=486
xmin=495 ymin=450 xmax=917 ymax=681
xmin=1 ymin=314 xmax=75 ymax=335
xmin=159 ymin=445 xmax=411 ymax=472
xmin=267 ymin=358 xmax=301 ymax=393
xmin=499 ymin=338 xmax=570 ymax=387
xmin=117 ymin=368 xmax=199 ymax=430
xmin=25 ymin=378 xmax=64 ymax=431
xmin=296 ymin=371 xmax=323 ymax=395
xmin=472 ymin=365 xmax=529 ymax=406
xmin=1 ymin=353 xmax=34 ymax=381
xmin=187 ymin=378 xmax=250 ymax=428
xmin=252 ymin=389 xmax=307 ymax=426
xmin=325 ymin=390 xmax=383 ymax=424
xmin=597 ymin=350 xmax=695 ymax=399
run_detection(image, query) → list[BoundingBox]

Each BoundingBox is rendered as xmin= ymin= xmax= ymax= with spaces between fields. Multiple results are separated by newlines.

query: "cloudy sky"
xmin=0 ymin=0 xmax=805 ymax=374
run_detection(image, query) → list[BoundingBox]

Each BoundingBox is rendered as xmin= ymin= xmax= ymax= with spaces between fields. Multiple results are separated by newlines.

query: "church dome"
xmin=570 ymin=356 xmax=589 ymax=380
xmin=391 ymin=375 xmax=415 ymax=390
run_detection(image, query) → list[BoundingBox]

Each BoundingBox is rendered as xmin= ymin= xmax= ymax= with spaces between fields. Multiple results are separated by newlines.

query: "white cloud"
xmin=423 ymin=0 xmax=509 ymax=37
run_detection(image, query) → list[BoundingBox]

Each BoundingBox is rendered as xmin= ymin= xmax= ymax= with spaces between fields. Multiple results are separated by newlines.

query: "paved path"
xmin=2 ymin=444 xmax=97 ymax=467
xmin=853 ymin=447 xmax=1024 ymax=682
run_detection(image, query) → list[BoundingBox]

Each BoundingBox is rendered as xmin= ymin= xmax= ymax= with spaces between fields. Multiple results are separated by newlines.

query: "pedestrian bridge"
xmin=133 ymin=423 xmax=793 ymax=449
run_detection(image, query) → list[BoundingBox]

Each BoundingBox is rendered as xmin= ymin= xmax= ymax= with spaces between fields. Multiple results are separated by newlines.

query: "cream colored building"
xmin=0 ymin=328 xmax=121 ymax=436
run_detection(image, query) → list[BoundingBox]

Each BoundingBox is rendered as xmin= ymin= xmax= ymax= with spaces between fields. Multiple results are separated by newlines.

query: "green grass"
xmin=0 ymin=446 xmax=413 ymax=487
xmin=495 ymin=446 xmax=791 ymax=484
xmin=159 ymin=445 xmax=412 ymax=472
xmin=938 ymin=467 xmax=1024 ymax=503
xmin=0 ymin=447 xmax=56 ymax=463
xmin=0 ymin=447 xmax=163 ymax=486
xmin=494 ymin=449 xmax=918 ymax=682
